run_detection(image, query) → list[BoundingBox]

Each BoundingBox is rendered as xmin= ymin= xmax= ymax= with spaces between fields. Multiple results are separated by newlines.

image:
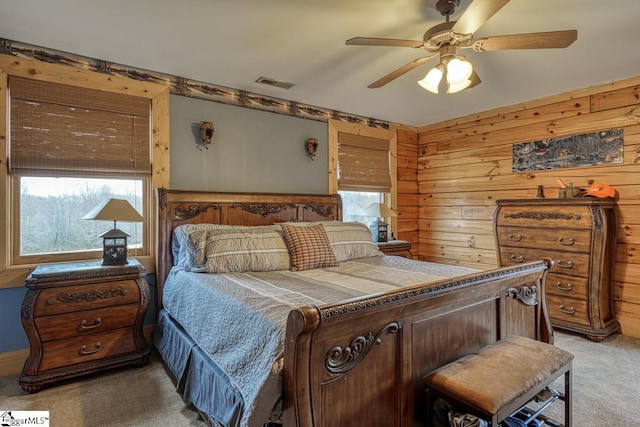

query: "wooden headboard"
xmin=155 ymin=188 xmax=342 ymax=306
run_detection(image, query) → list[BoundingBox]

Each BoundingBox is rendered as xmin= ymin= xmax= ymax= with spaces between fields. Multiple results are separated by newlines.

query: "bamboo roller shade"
xmin=9 ymin=76 xmax=151 ymax=177
xmin=338 ymin=132 xmax=391 ymax=192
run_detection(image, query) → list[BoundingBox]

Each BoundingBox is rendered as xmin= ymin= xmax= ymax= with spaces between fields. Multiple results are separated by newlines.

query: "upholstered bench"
xmin=423 ymin=335 xmax=573 ymax=427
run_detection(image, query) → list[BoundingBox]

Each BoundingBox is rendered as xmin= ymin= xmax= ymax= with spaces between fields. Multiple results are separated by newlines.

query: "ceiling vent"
xmin=255 ymin=76 xmax=295 ymax=89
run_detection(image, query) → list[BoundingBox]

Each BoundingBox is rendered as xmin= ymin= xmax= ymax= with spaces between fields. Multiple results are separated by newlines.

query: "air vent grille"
xmin=255 ymin=76 xmax=295 ymax=89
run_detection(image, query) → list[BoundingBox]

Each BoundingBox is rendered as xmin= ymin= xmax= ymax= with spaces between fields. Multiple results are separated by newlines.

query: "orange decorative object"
xmin=585 ymin=183 xmax=616 ymax=198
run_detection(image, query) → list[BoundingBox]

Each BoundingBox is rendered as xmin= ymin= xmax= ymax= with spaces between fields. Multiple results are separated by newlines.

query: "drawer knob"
xmin=80 ymin=342 xmax=102 ymax=355
xmin=507 ymin=234 xmax=522 ymax=242
xmin=556 ymin=260 xmax=574 ymax=269
xmin=559 ymin=305 xmax=576 ymax=315
xmin=80 ymin=318 xmax=102 ymax=330
xmin=558 ymin=237 xmax=575 ymax=246
xmin=555 ymin=282 xmax=574 ymax=291
xmin=510 ymin=254 xmax=524 ymax=263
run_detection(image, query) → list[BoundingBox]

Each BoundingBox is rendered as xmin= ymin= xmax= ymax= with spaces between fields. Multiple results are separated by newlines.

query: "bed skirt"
xmin=154 ymin=309 xmax=256 ymax=427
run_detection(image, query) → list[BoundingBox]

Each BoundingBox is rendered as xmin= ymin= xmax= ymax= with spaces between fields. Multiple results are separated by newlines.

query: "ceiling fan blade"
xmin=472 ymin=30 xmax=578 ymax=51
xmin=452 ymin=0 xmax=510 ymax=36
xmin=346 ymin=37 xmax=423 ymax=48
xmin=368 ymin=55 xmax=436 ymax=88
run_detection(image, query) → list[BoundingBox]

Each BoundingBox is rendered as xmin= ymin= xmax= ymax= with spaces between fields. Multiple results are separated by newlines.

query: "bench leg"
xmin=564 ymin=364 xmax=572 ymax=427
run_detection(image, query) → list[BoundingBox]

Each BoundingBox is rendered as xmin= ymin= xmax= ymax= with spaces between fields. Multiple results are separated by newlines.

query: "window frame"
xmin=0 ymin=54 xmax=170 ymax=289
xmin=327 ymin=119 xmax=397 ymax=229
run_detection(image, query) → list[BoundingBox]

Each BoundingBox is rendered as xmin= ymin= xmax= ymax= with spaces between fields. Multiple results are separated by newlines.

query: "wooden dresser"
xmin=19 ymin=259 xmax=150 ymax=392
xmin=494 ymin=198 xmax=619 ymax=341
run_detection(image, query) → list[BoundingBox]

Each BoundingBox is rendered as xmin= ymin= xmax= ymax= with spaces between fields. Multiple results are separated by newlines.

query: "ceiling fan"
xmin=346 ymin=0 xmax=577 ymax=93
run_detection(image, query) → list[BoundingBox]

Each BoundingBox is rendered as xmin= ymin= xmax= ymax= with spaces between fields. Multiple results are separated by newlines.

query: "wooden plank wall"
xmin=416 ymin=76 xmax=640 ymax=338
xmin=394 ymin=126 xmax=419 ymax=250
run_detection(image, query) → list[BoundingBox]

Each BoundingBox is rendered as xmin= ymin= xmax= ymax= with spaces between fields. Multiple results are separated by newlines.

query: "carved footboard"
xmin=282 ymin=259 xmax=552 ymax=427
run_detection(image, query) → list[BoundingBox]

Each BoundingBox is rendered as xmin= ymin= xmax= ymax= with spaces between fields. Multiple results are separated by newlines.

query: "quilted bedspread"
xmin=162 ymin=255 xmax=478 ymax=427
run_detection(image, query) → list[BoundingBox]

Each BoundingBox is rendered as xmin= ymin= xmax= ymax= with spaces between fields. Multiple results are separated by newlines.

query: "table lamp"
xmin=364 ymin=203 xmax=397 ymax=242
xmin=83 ymin=198 xmax=144 ymax=265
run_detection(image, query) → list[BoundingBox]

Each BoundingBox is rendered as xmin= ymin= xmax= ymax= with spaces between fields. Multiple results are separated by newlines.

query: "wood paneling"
xmin=417 ymin=74 xmax=640 ymax=338
xmin=395 ymin=127 xmax=419 ymax=247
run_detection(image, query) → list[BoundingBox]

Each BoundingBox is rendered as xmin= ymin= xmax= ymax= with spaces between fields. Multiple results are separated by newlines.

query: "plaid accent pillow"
xmin=281 ymin=223 xmax=339 ymax=271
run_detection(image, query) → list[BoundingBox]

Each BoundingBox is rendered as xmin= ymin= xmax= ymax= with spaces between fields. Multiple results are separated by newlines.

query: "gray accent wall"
xmin=170 ymin=94 xmax=329 ymax=193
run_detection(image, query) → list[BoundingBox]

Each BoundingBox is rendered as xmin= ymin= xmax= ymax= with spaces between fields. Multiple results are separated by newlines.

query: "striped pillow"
xmin=281 ymin=223 xmax=339 ymax=271
xmin=188 ymin=225 xmax=291 ymax=273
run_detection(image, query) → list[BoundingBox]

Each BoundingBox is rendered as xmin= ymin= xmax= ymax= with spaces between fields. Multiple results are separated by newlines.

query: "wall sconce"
xmin=195 ymin=121 xmax=214 ymax=150
xmin=305 ymin=137 xmax=318 ymax=160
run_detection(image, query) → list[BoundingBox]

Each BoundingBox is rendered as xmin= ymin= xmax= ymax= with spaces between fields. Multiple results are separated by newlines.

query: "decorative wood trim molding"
xmin=507 ymin=284 xmax=538 ymax=306
xmin=232 ymin=203 xmax=296 ymax=217
xmin=174 ymin=204 xmax=221 ymax=220
xmin=324 ymin=322 xmax=400 ymax=375
xmin=0 ymin=38 xmax=390 ymax=130
xmin=503 ymin=212 xmax=581 ymax=221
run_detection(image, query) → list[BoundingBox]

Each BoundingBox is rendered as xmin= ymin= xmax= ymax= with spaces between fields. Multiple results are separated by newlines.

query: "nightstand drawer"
xmin=496 ymin=226 xmax=591 ymax=253
xmin=34 ymin=279 xmax=141 ymax=316
xmin=40 ymin=328 xmax=137 ymax=372
xmin=35 ymin=303 xmax=140 ymax=341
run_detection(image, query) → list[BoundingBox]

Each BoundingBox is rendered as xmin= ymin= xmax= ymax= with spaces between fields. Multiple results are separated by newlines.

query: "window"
xmin=335 ymin=129 xmax=393 ymax=231
xmin=8 ymin=76 xmax=151 ymax=265
xmin=18 ymin=177 xmax=144 ymax=258
xmin=339 ymin=191 xmax=383 ymax=224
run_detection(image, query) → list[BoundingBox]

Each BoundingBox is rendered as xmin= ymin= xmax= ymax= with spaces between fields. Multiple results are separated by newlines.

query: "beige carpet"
xmin=1 ymin=331 xmax=639 ymax=426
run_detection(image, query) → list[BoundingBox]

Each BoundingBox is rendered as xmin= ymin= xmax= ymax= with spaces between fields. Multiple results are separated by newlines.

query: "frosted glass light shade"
xmin=418 ymin=67 xmax=443 ymax=93
xmin=448 ymin=79 xmax=472 ymax=94
xmin=446 ymin=58 xmax=473 ymax=85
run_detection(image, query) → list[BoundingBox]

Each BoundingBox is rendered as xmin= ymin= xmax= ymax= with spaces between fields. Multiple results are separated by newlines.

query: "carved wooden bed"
xmin=155 ymin=188 xmax=553 ymax=427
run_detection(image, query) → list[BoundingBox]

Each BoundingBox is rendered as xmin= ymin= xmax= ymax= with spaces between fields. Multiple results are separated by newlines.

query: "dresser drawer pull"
xmin=507 ymin=234 xmax=522 ymax=242
xmin=558 ymin=237 xmax=575 ymax=246
xmin=556 ymin=260 xmax=574 ymax=269
xmin=510 ymin=254 xmax=524 ymax=263
xmin=555 ymin=282 xmax=574 ymax=291
xmin=559 ymin=305 xmax=576 ymax=315
xmin=80 ymin=318 xmax=102 ymax=330
xmin=80 ymin=342 xmax=102 ymax=355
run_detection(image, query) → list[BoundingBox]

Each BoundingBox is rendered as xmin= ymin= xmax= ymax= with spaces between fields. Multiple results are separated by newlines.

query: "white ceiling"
xmin=2 ymin=0 xmax=640 ymax=127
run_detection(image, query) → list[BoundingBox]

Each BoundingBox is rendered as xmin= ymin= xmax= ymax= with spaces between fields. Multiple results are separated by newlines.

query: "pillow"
xmin=172 ymin=224 xmax=225 ymax=268
xmin=280 ymin=223 xmax=339 ymax=271
xmin=190 ymin=225 xmax=291 ymax=273
xmin=280 ymin=221 xmax=381 ymax=262
xmin=320 ymin=221 xmax=382 ymax=262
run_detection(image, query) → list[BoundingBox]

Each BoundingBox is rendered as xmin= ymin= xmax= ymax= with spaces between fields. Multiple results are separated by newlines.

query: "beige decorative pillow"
xmin=280 ymin=223 xmax=339 ymax=271
xmin=185 ymin=225 xmax=291 ymax=273
xmin=319 ymin=221 xmax=382 ymax=262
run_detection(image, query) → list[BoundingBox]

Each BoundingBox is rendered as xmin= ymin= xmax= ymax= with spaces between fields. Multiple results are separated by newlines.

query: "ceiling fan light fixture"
xmin=447 ymin=79 xmax=472 ymax=94
xmin=446 ymin=57 xmax=473 ymax=85
xmin=418 ymin=65 xmax=444 ymax=94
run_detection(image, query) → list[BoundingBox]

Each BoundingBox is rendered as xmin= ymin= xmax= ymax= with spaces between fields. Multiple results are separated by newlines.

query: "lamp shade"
xmin=83 ymin=198 xmax=144 ymax=223
xmin=364 ymin=202 xmax=397 ymax=218
xmin=418 ymin=66 xmax=443 ymax=94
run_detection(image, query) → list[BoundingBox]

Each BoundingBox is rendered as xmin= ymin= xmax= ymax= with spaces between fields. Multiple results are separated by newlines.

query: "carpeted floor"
xmin=1 ymin=331 xmax=638 ymax=426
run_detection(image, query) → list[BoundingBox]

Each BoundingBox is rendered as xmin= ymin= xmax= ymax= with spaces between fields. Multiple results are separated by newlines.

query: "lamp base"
xmin=369 ymin=220 xmax=389 ymax=243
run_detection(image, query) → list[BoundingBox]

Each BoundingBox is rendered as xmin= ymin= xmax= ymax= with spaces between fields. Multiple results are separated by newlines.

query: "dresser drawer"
xmin=496 ymin=226 xmax=591 ymax=253
xmin=498 ymin=247 xmax=591 ymax=277
xmin=547 ymin=295 xmax=590 ymax=327
xmin=39 ymin=328 xmax=137 ymax=372
xmin=35 ymin=303 xmax=140 ymax=342
xmin=34 ymin=279 xmax=141 ymax=316
xmin=497 ymin=205 xmax=594 ymax=229
xmin=545 ymin=273 xmax=588 ymax=300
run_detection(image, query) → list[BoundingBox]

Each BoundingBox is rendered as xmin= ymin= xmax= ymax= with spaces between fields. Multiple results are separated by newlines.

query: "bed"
xmin=153 ymin=189 xmax=554 ymax=427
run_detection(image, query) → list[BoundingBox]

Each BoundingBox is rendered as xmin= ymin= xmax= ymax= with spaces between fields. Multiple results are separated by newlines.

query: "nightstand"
xmin=19 ymin=259 xmax=150 ymax=392
xmin=377 ymin=240 xmax=412 ymax=259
